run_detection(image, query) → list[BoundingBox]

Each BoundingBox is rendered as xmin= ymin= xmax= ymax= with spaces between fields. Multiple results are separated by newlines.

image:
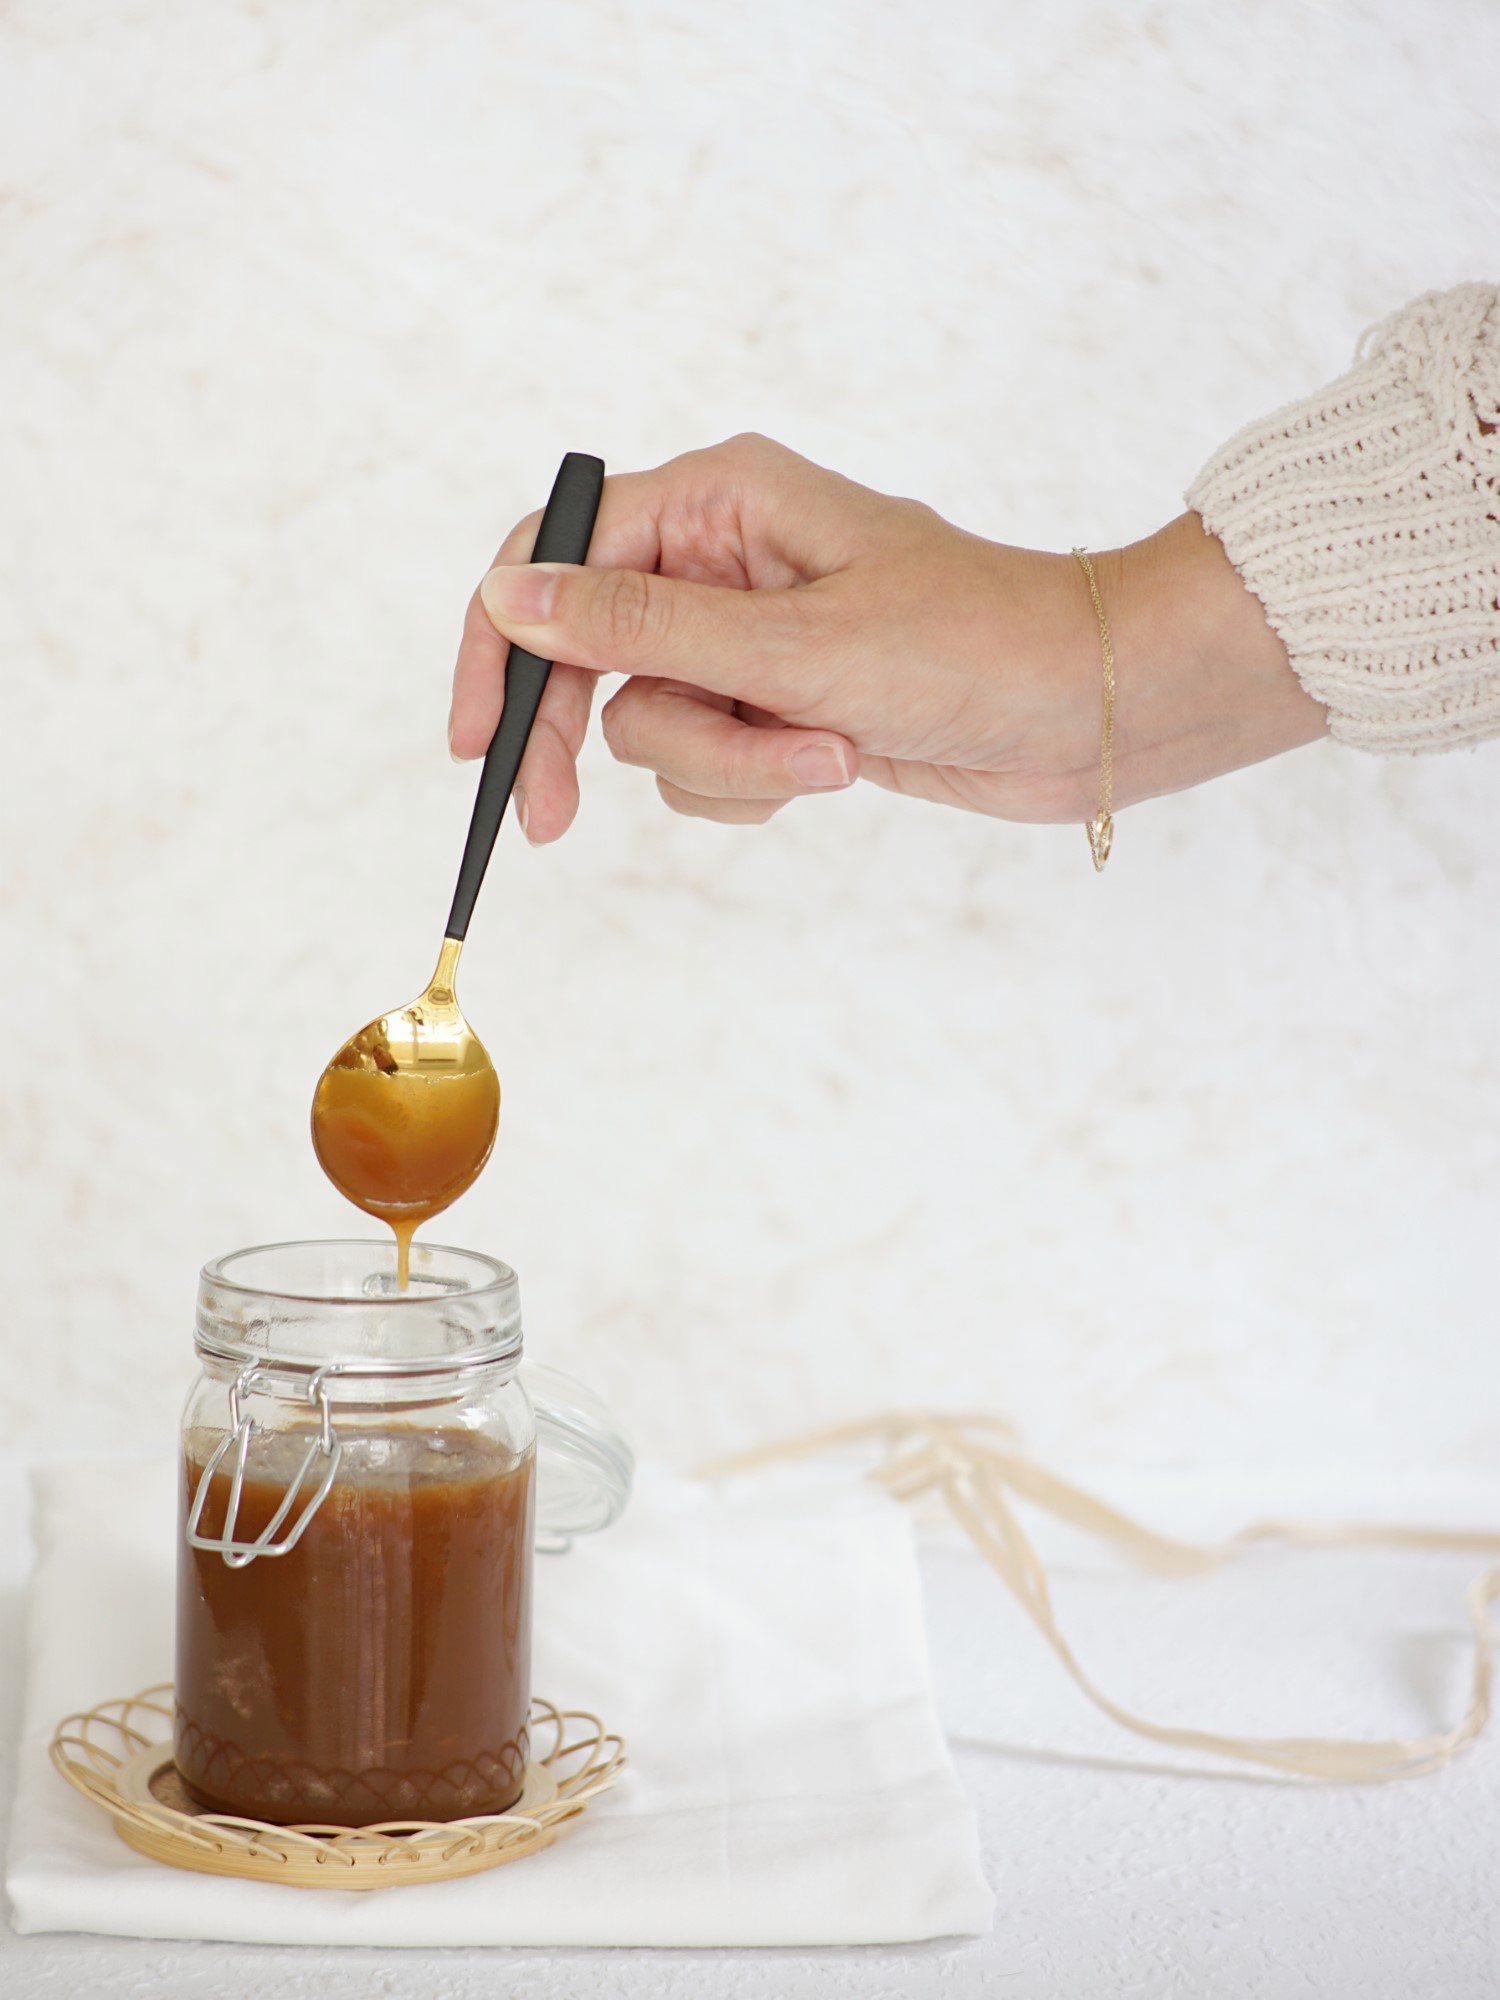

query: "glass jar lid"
xmin=524 ymin=1362 xmax=637 ymax=1550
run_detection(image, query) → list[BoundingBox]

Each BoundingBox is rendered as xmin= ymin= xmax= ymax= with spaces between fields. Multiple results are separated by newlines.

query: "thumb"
xmin=478 ymin=562 xmax=813 ymax=711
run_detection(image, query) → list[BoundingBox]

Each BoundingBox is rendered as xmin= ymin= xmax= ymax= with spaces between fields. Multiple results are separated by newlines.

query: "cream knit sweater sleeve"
xmin=1186 ymin=282 xmax=1500 ymax=753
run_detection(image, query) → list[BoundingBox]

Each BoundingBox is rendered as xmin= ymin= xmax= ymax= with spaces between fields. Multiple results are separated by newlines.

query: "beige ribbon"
xmin=698 ymin=1412 xmax=1500 ymax=1783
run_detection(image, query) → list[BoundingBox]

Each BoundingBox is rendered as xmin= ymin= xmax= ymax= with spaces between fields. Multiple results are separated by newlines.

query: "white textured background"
xmin=2 ymin=0 xmax=1497 ymax=1496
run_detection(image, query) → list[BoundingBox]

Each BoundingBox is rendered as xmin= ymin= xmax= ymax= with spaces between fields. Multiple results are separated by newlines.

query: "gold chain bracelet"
xmin=1072 ymin=548 xmax=1115 ymax=871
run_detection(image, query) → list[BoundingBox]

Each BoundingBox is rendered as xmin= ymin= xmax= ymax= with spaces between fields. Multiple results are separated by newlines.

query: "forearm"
xmin=949 ymin=517 xmax=1330 ymax=827
xmin=1079 ymin=283 xmax=1500 ymax=815
xmin=1102 ymin=512 xmax=1329 ymax=812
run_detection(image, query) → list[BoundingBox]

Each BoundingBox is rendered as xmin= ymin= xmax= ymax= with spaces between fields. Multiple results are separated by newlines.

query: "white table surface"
xmin=3 ymin=1454 xmax=1496 ymax=1999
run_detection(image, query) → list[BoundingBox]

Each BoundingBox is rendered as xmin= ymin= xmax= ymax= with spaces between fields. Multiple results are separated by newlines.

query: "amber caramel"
xmin=310 ymin=1059 xmax=500 ymax=1283
xmin=176 ymin=1427 xmax=534 ymax=1826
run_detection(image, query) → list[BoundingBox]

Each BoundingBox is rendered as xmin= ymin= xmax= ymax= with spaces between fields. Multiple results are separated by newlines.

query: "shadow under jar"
xmin=177 ymin=1240 xmax=537 ymax=1828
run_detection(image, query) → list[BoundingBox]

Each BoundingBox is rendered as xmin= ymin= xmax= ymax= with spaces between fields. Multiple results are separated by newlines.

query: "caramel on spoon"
xmin=311 ymin=452 xmax=605 ymax=1282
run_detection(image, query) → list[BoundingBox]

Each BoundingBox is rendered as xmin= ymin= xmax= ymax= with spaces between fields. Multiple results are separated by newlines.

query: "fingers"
xmin=477 ymin=562 xmax=828 ymax=719
xmin=448 ymin=435 xmax=860 ymax=844
xmin=449 ymin=586 xmax=511 ymax=760
xmin=602 ymin=679 xmax=856 ymax=801
xmin=448 ymin=508 xmax=546 ymax=762
xmin=512 ymin=664 xmax=597 ymax=844
xmin=450 ymin=646 xmax=596 ymax=844
xmin=655 ymin=778 xmax=789 ymax=825
xmin=598 ymin=678 xmax=856 ymax=824
xmin=447 ymin=512 xmax=598 ymax=842
xmin=447 ymin=468 xmax=678 ymax=764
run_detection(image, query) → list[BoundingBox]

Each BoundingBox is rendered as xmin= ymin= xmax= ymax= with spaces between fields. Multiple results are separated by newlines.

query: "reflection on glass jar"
xmin=176 ymin=1241 xmax=580 ymax=1827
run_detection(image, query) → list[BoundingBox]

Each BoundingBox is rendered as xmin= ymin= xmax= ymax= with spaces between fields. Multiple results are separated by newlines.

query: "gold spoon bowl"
xmin=311 ymin=939 xmax=500 ymax=1285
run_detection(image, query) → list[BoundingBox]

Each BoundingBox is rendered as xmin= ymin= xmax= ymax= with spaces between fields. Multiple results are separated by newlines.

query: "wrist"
xmin=1106 ymin=513 xmax=1329 ymax=807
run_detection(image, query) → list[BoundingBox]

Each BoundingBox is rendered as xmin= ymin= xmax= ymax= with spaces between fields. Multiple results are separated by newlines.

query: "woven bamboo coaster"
xmin=51 ymin=1686 xmax=626 ymax=1890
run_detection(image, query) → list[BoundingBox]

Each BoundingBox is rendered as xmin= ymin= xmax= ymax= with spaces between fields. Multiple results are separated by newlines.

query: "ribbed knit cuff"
xmin=1186 ymin=283 xmax=1500 ymax=754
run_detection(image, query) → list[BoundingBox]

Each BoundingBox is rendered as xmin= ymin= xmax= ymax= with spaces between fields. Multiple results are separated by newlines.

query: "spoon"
xmin=311 ymin=451 xmax=605 ymax=1283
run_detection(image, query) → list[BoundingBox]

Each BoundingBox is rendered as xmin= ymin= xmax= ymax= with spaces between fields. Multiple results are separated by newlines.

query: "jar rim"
xmin=195 ymin=1238 xmax=523 ymax=1379
xmin=201 ymin=1238 xmax=517 ymax=1308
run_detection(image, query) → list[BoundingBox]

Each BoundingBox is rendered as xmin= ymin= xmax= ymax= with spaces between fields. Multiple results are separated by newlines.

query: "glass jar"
xmin=176 ymin=1238 xmax=630 ymax=1828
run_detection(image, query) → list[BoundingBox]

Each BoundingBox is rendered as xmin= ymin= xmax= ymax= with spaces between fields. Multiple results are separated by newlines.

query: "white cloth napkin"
xmin=5 ymin=1457 xmax=992 ymax=1946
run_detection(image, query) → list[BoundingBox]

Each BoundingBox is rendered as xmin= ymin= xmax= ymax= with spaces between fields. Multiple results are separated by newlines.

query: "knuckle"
xmin=600 ymin=687 xmax=644 ymax=764
xmin=656 ymin=775 xmax=783 ymax=826
xmin=656 ymin=776 xmax=697 ymax=818
xmin=893 ymin=494 xmax=946 ymax=541
xmin=590 ymin=568 xmax=661 ymax=657
xmin=495 ymin=508 xmax=543 ymax=567
xmin=747 ymin=604 xmax=819 ymax=713
xmin=710 ymin=736 xmax=749 ymax=798
xmin=717 ymin=431 xmax=798 ymax=483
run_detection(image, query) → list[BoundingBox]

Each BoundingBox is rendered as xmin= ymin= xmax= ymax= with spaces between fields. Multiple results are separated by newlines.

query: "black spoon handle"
xmin=444 ymin=451 xmax=605 ymax=943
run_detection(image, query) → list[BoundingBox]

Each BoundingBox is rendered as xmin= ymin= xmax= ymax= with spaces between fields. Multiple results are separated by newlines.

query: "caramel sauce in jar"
xmin=176 ymin=1426 xmax=534 ymax=1826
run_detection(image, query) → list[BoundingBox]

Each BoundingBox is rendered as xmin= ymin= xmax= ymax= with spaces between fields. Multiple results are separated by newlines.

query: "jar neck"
xmin=194 ymin=1344 xmax=523 ymax=1411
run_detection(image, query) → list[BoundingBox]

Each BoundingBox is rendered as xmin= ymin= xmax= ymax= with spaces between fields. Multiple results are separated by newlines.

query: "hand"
xmin=448 ymin=434 xmax=1327 ymax=842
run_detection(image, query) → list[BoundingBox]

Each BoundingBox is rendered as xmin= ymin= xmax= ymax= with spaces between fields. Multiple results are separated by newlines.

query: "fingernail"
xmin=788 ymin=742 xmax=853 ymax=789
xmin=480 ymin=564 xmax=558 ymax=625
xmin=513 ymin=787 xmax=533 ymax=842
xmin=448 ymin=715 xmax=464 ymax=762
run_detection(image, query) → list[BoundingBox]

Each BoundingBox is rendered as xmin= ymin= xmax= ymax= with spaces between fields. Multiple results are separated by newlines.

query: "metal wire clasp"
xmin=184 ymin=1362 xmax=343 ymax=1569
